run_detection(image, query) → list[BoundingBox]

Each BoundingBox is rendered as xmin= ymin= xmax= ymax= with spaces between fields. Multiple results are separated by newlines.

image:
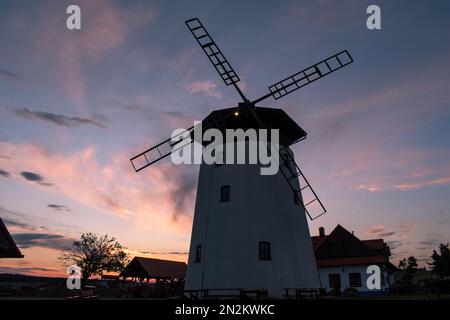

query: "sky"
xmin=0 ymin=0 xmax=449 ymax=277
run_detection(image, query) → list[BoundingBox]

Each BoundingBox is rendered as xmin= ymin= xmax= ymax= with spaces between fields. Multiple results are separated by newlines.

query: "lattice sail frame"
xmin=186 ymin=18 xmax=240 ymax=86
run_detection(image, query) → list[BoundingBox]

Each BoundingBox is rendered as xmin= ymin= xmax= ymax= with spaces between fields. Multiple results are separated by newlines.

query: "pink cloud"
xmin=351 ymin=158 xmax=450 ymax=193
xmin=30 ymin=1 xmax=157 ymax=105
xmin=393 ymin=176 xmax=450 ymax=191
xmin=186 ymin=80 xmax=222 ymax=98
xmin=366 ymin=225 xmax=394 ymax=237
xmin=295 ymin=61 xmax=450 ymax=197
xmin=365 ymin=221 xmax=419 ymax=249
xmin=0 ymin=140 xmax=194 ymax=237
xmin=397 ymin=222 xmax=415 ymax=239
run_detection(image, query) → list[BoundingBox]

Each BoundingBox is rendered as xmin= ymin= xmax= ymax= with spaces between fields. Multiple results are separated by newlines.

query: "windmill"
xmin=130 ymin=18 xmax=353 ymax=297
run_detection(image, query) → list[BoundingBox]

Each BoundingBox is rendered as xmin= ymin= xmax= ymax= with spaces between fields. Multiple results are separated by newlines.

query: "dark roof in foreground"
xmin=121 ymin=256 xmax=186 ymax=279
xmin=311 ymin=225 xmax=394 ymax=268
xmin=0 ymin=217 xmax=23 ymax=258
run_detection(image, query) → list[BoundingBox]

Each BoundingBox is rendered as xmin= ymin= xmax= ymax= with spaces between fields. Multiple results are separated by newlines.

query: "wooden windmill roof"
xmin=200 ymin=106 xmax=307 ymax=146
xmin=0 ymin=217 xmax=23 ymax=258
xmin=120 ymin=257 xmax=186 ymax=279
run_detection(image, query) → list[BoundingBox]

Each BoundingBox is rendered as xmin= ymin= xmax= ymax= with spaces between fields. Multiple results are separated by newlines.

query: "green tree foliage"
xmin=429 ymin=243 xmax=450 ymax=278
xmin=59 ymin=233 xmax=128 ymax=285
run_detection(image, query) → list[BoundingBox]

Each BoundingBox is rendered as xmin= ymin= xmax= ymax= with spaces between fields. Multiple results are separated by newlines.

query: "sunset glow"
xmin=1 ymin=0 xmax=450 ymax=277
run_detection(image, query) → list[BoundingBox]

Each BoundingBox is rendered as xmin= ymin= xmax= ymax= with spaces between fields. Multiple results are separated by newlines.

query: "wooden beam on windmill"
xmin=251 ymin=50 xmax=353 ymax=104
xmin=185 ymin=18 xmax=248 ymax=103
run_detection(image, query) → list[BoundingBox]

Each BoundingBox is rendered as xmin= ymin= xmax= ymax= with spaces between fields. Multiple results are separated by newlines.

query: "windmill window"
xmin=220 ymin=185 xmax=230 ymax=202
xmin=259 ymin=241 xmax=271 ymax=261
xmin=195 ymin=245 xmax=202 ymax=263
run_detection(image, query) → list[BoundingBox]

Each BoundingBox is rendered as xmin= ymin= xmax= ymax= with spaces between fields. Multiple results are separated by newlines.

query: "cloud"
xmin=0 ymin=208 xmax=38 ymax=231
xmin=0 ymin=168 xmax=10 ymax=177
xmin=336 ymin=145 xmax=450 ymax=193
xmin=2 ymin=218 xmax=30 ymax=231
xmin=0 ymin=206 xmax=75 ymax=234
xmin=398 ymin=222 xmax=415 ymax=235
xmin=379 ymin=231 xmax=396 ymax=237
xmin=387 ymin=240 xmax=402 ymax=250
xmin=366 ymin=225 xmax=396 ymax=238
xmin=0 ymin=206 xmax=75 ymax=251
xmin=393 ymin=177 xmax=450 ymax=191
xmin=0 ymin=140 xmax=195 ymax=239
xmin=367 ymin=225 xmax=388 ymax=235
xmin=304 ymin=58 xmax=450 ymax=195
xmin=186 ymin=81 xmax=222 ymax=98
xmin=47 ymin=204 xmax=71 ymax=212
xmin=126 ymin=249 xmax=188 ymax=256
xmin=1 ymin=103 xmax=106 ymax=128
xmin=123 ymin=104 xmax=147 ymax=112
xmin=0 ymin=266 xmax=60 ymax=275
xmin=418 ymin=240 xmax=439 ymax=248
xmin=366 ymin=222 xmax=416 ymax=242
xmin=21 ymin=171 xmax=44 ymax=182
xmin=160 ymin=111 xmax=197 ymax=129
xmin=159 ymin=165 xmax=197 ymax=222
xmin=0 ymin=68 xmax=22 ymax=82
xmin=12 ymin=233 xmax=73 ymax=251
xmin=20 ymin=171 xmax=52 ymax=186
xmin=34 ymin=0 xmax=157 ymax=103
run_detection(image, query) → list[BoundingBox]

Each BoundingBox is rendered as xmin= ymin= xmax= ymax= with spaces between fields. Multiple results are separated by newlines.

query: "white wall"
xmin=318 ymin=264 xmax=391 ymax=294
xmin=185 ymin=145 xmax=320 ymax=297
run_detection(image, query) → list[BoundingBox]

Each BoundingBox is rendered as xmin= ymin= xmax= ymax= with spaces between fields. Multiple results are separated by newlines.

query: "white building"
xmin=312 ymin=225 xmax=398 ymax=296
xmin=185 ymin=107 xmax=320 ymax=298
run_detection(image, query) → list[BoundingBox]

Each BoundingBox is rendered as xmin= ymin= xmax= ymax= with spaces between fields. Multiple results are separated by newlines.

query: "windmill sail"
xmin=279 ymin=148 xmax=327 ymax=220
xmin=186 ymin=18 xmax=240 ymax=86
xmin=252 ymin=50 xmax=353 ymax=104
xmin=130 ymin=111 xmax=236 ymax=172
xmin=132 ymin=17 xmax=354 ymax=223
xmin=130 ymin=125 xmax=195 ymax=172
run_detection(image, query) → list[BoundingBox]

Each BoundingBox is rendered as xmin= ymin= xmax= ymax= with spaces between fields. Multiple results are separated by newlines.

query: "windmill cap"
xmin=198 ymin=106 xmax=307 ymax=146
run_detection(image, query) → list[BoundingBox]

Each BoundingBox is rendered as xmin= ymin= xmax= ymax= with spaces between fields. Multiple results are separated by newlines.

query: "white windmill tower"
xmin=130 ymin=18 xmax=353 ymax=298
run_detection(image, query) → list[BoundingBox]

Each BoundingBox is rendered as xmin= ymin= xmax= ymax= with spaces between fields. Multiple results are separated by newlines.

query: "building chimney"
xmin=319 ymin=226 xmax=325 ymax=237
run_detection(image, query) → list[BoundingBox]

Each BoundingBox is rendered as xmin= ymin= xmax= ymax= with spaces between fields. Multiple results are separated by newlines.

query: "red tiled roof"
xmin=311 ymin=236 xmax=327 ymax=251
xmin=316 ymin=256 xmax=387 ymax=267
xmin=362 ymin=239 xmax=385 ymax=251
xmin=311 ymin=236 xmax=387 ymax=252
xmin=311 ymin=225 xmax=392 ymax=268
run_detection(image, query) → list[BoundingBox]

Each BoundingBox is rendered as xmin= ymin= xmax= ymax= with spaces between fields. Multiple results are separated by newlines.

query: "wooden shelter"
xmin=120 ymin=257 xmax=186 ymax=282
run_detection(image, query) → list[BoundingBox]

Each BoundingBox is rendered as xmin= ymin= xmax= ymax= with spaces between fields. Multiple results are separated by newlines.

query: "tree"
xmin=398 ymin=256 xmax=418 ymax=271
xmin=397 ymin=256 xmax=420 ymax=286
xmin=59 ymin=233 xmax=128 ymax=285
xmin=429 ymin=243 xmax=450 ymax=278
